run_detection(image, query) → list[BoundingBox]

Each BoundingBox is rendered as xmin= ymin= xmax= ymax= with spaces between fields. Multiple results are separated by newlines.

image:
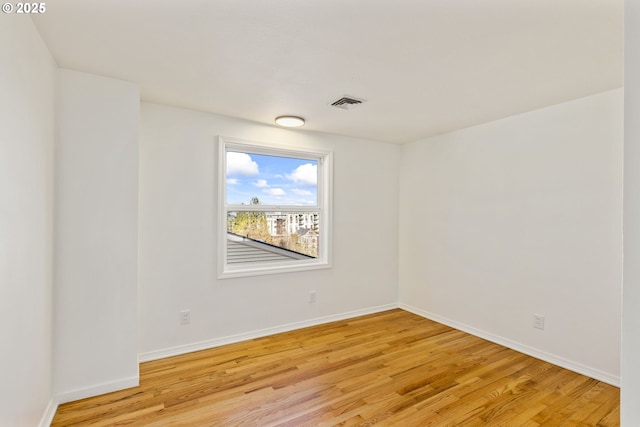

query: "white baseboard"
xmin=55 ymin=375 xmax=140 ymax=404
xmin=142 ymin=302 xmax=619 ymax=387
xmin=38 ymin=398 xmax=58 ymax=427
xmin=138 ymin=303 xmax=398 ymax=363
xmin=399 ymin=303 xmax=620 ymax=387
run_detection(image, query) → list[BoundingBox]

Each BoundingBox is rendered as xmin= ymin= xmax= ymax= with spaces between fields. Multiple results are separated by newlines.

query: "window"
xmin=218 ymin=137 xmax=332 ymax=278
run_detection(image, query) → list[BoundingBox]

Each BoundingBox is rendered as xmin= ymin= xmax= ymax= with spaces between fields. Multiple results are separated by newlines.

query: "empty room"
xmin=3 ymin=0 xmax=640 ymax=426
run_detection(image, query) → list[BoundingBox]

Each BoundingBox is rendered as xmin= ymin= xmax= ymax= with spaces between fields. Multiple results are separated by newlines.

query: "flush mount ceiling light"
xmin=275 ymin=116 xmax=305 ymax=128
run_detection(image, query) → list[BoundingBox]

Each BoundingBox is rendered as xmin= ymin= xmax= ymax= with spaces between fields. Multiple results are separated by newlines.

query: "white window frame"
xmin=218 ymin=136 xmax=333 ymax=279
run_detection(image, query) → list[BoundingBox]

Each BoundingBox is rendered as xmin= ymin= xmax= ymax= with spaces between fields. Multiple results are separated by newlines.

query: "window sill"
xmin=217 ymin=259 xmax=331 ymax=279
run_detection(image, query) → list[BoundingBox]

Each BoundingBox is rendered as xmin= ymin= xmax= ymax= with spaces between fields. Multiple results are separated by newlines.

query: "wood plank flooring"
xmin=52 ymin=309 xmax=620 ymax=426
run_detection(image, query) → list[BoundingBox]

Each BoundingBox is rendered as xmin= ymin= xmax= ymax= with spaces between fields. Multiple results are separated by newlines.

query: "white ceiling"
xmin=32 ymin=0 xmax=623 ymax=144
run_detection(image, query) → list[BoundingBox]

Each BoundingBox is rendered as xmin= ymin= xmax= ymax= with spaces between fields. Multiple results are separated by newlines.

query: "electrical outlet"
xmin=533 ymin=314 xmax=545 ymax=330
xmin=180 ymin=310 xmax=191 ymax=325
xmin=308 ymin=290 xmax=316 ymax=303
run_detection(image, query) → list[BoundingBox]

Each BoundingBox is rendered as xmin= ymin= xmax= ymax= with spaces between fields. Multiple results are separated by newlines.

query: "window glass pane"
xmin=219 ymin=138 xmax=331 ymax=278
xmin=226 ymin=151 xmax=318 ymax=206
xmin=227 ymin=211 xmax=319 ymax=262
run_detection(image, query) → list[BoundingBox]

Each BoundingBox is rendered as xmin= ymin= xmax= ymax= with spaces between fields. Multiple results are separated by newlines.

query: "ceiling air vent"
xmin=330 ymin=96 xmax=366 ymax=110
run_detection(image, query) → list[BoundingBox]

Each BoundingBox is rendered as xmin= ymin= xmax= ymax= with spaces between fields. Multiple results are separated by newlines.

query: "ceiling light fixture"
xmin=275 ymin=116 xmax=305 ymax=128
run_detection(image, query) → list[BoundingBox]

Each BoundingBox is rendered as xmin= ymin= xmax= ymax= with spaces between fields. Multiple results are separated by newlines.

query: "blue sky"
xmin=226 ymin=151 xmax=317 ymax=206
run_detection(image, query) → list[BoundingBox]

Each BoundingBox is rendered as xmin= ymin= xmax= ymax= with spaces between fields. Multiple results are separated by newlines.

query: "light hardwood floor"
xmin=52 ymin=309 xmax=619 ymax=426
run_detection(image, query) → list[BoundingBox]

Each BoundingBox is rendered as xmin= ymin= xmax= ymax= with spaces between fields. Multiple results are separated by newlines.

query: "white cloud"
xmin=263 ymin=188 xmax=286 ymax=197
xmin=253 ymin=179 xmax=268 ymax=188
xmin=292 ymin=188 xmax=312 ymax=196
xmin=227 ymin=152 xmax=259 ymax=176
xmin=287 ymin=163 xmax=317 ymax=186
xmin=226 ymin=178 xmax=238 ymax=185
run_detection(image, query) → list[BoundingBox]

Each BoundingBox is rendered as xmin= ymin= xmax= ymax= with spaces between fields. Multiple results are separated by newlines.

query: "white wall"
xmin=54 ymin=69 xmax=140 ymax=402
xmin=399 ymin=89 xmax=623 ymax=384
xmin=138 ymin=103 xmax=399 ymax=359
xmin=622 ymin=1 xmax=640 ymax=423
xmin=0 ymin=16 xmax=56 ymax=427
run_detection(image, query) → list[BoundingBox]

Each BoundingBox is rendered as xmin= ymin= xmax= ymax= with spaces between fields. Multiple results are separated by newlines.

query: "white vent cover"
xmin=330 ymin=96 xmax=366 ymax=110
